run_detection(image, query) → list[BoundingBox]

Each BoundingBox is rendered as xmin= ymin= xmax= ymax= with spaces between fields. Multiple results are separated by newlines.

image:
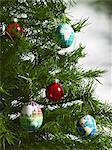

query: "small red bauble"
xmin=6 ymin=21 xmax=24 ymax=37
xmin=46 ymin=81 xmax=64 ymax=102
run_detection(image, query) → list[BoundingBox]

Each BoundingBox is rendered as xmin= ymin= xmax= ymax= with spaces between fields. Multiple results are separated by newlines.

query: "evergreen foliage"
xmin=0 ymin=0 xmax=112 ymax=149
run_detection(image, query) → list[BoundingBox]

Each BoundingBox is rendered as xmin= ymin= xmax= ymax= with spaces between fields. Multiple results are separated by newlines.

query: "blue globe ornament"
xmin=77 ymin=115 xmax=97 ymax=138
xmin=56 ymin=23 xmax=75 ymax=48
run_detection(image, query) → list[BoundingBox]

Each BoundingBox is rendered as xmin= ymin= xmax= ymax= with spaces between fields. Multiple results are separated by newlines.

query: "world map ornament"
xmin=20 ymin=101 xmax=43 ymax=132
xmin=77 ymin=115 xmax=97 ymax=138
xmin=46 ymin=79 xmax=64 ymax=102
xmin=56 ymin=23 xmax=75 ymax=48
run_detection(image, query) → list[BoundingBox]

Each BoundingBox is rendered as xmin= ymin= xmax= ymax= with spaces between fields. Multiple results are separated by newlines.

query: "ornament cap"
xmin=13 ymin=18 xmax=18 ymax=23
xmin=29 ymin=97 xmax=32 ymax=102
xmin=54 ymin=79 xmax=59 ymax=83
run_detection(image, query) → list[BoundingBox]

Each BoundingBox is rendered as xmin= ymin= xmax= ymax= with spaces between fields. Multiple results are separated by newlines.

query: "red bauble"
xmin=46 ymin=81 xmax=64 ymax=102
xmin=6 ymin=22 xmax=24 ymax=37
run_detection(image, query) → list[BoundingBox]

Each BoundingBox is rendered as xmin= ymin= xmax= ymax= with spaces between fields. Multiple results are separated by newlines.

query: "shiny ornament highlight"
xmin=20 ymin=101 xmax=43 ymax=132
xmin=56 ymin=23 xmax=75 ymax=48
xmin=77 ymin=115 xmax=97 ymax=138
xmin=46 ymin=81 xmax=64 ymax=102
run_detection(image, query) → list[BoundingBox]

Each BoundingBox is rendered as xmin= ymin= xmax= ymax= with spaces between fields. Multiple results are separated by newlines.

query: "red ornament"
xmin=46 ymin=81 xmax=64 ymax=102
xmin=6 ymin=20 xmax=24 ymax=38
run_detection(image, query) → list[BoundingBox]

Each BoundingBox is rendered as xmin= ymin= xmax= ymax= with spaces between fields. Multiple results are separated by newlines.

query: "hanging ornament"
xmin=77 ymin=115 xmax=97 ymax=138
xmin=46 ymin=79 xmax=64 ymax=102
xmin=5 ymin=18 xmax=24 ymax=38
xmin=56 ymin=23 xmax=75 ymax=48
xmin=20 ymin=101 xmax=43 ymax=132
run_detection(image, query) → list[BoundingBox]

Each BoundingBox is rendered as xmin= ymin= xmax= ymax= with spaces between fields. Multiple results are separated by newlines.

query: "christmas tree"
xmin=0 ymin=0 xmax=112 ymax=149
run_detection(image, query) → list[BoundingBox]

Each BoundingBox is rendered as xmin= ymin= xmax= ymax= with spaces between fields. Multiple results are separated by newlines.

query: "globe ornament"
xmin=20 ymin=101 xmax=43 ymax=132
xmin=56 ymin=23 xmax=75 ymax=48
xmin=77 ymin=115 xmax=97 ymax=138
xmin=46 ymin=80 xmax=64 ymax=102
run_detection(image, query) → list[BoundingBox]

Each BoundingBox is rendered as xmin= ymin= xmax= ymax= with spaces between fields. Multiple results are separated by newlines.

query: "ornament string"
xmin=63 ymin=9 xmax=66 ymax=23
xmin=5 ymin=31 xmax=14 ymax=41
xmin=17 ymin=75 xmax=33 ymax=100
xmin=54 ymin=46 xmax=59 ymax=81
